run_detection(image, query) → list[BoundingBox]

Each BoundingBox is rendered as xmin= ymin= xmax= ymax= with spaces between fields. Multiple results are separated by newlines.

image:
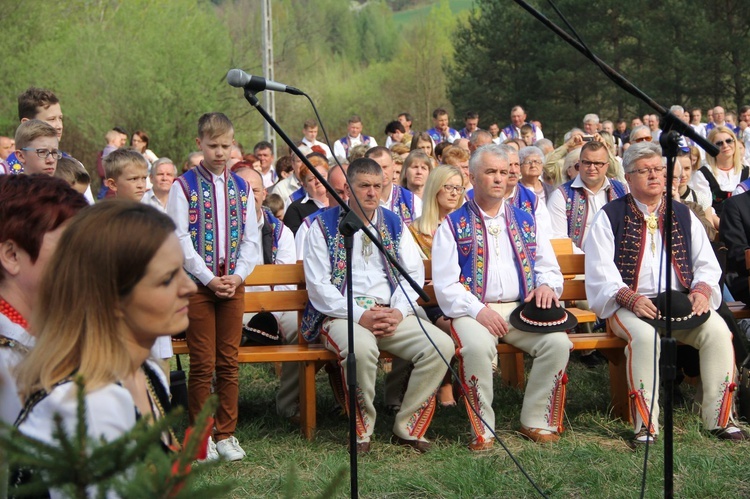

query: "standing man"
xmin=301 ymin=119 xmax=333 ymax=159
xmin=253 ymin=141 xmax=276 ymax=188
xmin=582 ymin=114 xmax=600 ymax=135
xmin=432 ymin=144 xmax=572 ymax=450
xmin=142 ymin=157 xmax=177 ymax=211
xmin=301 ymin=157 xmax=454 ymax=453
xmin=705 ymin=106 xmax=738 ymax=135
xmin=333 ymin=115 xmax=377 ymax=162
xmin=397 ymin=112 xmax=414 ymax=138
xmin=365 ymin=146 xmax=422 ymax=225
xmin=548 ymin=141 xmax=628 ymax=250
xmin=0 ymin=136 xmax=14 ymax=162
xmin=427 ymin=108 xmax=461 ymax=145
xmin=584 ymin=142 xmax=746 ymax=444
xmin=499 ymin=106 xmax=544 ymax=142
xmin=459 ymin=111 xmax=480 ymax=139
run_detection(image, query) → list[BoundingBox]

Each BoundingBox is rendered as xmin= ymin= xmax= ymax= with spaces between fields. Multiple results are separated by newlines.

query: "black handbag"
xmin=170 ymin=354 xmax=189 ymax=413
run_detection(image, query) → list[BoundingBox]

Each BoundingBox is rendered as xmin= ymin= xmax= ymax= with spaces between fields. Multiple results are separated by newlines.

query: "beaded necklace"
xmin=144 ymin=369 xmax=181 ymax=451
xmin=0 ymin=296 xmax=28 ymax=330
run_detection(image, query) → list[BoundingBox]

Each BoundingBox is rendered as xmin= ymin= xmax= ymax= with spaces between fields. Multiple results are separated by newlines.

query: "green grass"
xmin=175 ymin=358 xmax=750 ymax=498
xmin=392 ymin=0 xmax=474 ymax=27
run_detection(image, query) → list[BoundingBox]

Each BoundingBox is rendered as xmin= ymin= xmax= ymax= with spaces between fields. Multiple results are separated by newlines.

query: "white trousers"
xmin=609 ymin=308 xmax=736 ymax=434
xmin=451 ymin=302 xmax=572 ymax=443
xmin=322 ymin=315 xmax=455 ymax=443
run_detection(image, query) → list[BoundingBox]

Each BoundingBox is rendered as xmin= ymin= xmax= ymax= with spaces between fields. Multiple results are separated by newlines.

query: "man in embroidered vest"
xmin=499 ymin=106 xmax=544 ymax=143
xmin=301 ymin=157 xmax=454 ymax=453
xmin=432 ymin=144 xmax=572 ymax=450
xmin=459 ymin=111 xmax=480 ymax=139
xmin=333 ymin=115 xmax=378 ymax=163
xmin=584 ymin=142 xmax=747 ymax=444
xmin=167 ymin=112 xmax=261 ymax=461
xmin=234 ymin=165 xmax=299 ymax=418
xmin=501 ymin=145 xmax=552 ymax=236
xmin=427 ymin=107 xmax=461 ymax=146
xmin=548 ymin=141 xmax=628 ymax=252
xmin=253 ymin=141 xmax=276 ymax=189
xmin=365 ymin=146 xmax=422 ymax=226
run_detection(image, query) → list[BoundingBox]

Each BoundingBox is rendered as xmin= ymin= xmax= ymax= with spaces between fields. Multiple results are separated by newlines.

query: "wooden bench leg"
xmin=498 ymin=352 xmax=525 ymax=389
xmin=601 ymin=348 xmax=631 ymax=423
xmin=299 ymin=360 xmax=317 ymax=440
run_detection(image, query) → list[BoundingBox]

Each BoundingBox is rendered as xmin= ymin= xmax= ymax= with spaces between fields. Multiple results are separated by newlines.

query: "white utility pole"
xmin=261 ymin=0 xmax=276 ymax=157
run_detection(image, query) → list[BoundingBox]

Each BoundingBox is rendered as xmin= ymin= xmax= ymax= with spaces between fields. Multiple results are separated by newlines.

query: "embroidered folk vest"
xmin=698 ymin=165 xmax=749 ymax=215
xmin=388 ymin=184 xmax=417 ymax=226
xmin=300 ymin=206 xmax=403 ymax=342
xmin=511 ymin=183 xmax=538 ymax=216
xmin=261 ymin=207 xmax=284 ymax=264
xmin=339 ymin=135 xmax=372 ymax=157
xmin=602 ymin=194 xmax=693 ymax=291
xmin=446 ymin=199 xmax=537 ymax=302
xmin=560 ymin=179 xmax=627 ymax=248
xmin=176 ymin=163 xmax=249 ymax=281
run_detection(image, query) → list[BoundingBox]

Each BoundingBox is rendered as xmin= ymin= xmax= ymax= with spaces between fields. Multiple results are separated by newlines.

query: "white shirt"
xmin=261 ymin=168 xmax=277 ymax=189
xmin=432 ymin=204 xmax=563 ymax=320
xmin=166 ymin=169 xmax=260 ymax=286
xmin=17 ymin=360 xmax=168 ymax=499
xmin=301 ymin=138 xmax=333 ymax=159
xmin=583 ymin=198 xmax=722 ymax=319
xmin=333 ymin=134 xmax=378 ymax=162
xmin=303 ymin=210 xmax=423 ymax=323
xmin=690 ymin=166 xmax=744 ymax=207
xmin=271 ymin=173 xmax=301 ymax=208
xmin=141 ymin=189 xmax=168 ymax=212
xmin=0 ymin=314 xmax=35 ymax=425
xmin=547 ymin=175 xmax=622 ymax=250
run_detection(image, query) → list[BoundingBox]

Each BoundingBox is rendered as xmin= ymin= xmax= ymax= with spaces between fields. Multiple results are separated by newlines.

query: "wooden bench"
xmin=173 ymin=238 xmax=637 ymax=438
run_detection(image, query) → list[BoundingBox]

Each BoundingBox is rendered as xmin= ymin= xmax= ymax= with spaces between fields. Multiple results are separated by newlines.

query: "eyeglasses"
xmin=628 ymin=166 xmax=666 ymax=176
xmin=521 ymin=160 xmax=543 ymax=166
xmin=714 ymin=138 xmax=735 ymax=147
xmin=442 ymin=184 xmax=466 ymax=194
xmin=633 ymin=136 xmax=651 ymax=143
xmin=21 ymin=148 xmax=62 ymax=160
xmin=579 ymin=159 xmax=608 ymax=169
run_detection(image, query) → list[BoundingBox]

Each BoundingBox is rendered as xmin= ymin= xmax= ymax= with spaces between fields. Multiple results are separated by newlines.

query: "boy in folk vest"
xmin=167 ymin=112 xmax=261 ymax=461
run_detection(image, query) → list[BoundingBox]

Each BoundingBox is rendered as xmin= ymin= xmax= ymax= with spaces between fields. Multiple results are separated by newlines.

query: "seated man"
xmin=721 ymin=190 xmax=750 ymax=305
xmin=301 ymin=157 xmax=454 ymax=453
xmin=584 ymin=142 xmax=746 ymax=443
xmin=432 ymin=144 xmax=572 ymax=450
xmin=548 ymin=140 xmax=628 ymax=251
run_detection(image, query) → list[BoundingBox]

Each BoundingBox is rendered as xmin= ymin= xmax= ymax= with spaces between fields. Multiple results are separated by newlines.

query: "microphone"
xmin=226 ymin=69 xmax=303 ymax=96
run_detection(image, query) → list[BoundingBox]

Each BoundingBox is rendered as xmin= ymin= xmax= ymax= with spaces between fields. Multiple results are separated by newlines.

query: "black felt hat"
xmin=639 ymin=290 xmax=710 ymax=330
xmin=241 ymin=312 xmax=282 ymax=346
xmin=509 ymin=301 xmax=578 ymax=333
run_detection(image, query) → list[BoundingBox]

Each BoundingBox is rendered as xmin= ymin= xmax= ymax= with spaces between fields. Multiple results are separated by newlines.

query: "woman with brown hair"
xmin=15 ymin=202 xmax=196 ymax=465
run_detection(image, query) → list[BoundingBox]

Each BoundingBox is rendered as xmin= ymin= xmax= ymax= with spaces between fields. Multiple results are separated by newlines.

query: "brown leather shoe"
xmin=392 ymin=435 xmax=432 ymax=453
xmin=519 ymin=426 xmax=560 ymax=444
xmin=710 ymin=424 xmax=749 ymax=442
xmin=348 ymin=441 xmax=371 ymax=454
xmin=468 ymin=438 xmax=495 ymax=451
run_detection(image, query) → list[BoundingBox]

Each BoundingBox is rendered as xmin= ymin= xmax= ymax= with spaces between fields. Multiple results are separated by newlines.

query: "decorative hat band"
xmin=245 ymin=327 xmax=279 ymax=340
xmin=519 ymin=311 xmax=570 ymax=327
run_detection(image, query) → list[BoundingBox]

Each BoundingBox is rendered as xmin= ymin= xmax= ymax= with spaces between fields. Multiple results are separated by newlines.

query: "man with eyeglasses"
xmin=548 ymin=141 xmax=628 ymax=252
xmin=13 ymin=120 xmax=60 ymax=176
xmin=584 ymin=141 xmax=747 ymax=444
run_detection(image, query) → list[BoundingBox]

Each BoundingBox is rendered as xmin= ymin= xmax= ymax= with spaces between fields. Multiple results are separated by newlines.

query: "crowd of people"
xmin=2 ymin=85 xmax=750 ymax=492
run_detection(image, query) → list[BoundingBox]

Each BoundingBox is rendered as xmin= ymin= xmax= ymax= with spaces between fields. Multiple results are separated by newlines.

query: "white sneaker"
xmin=197 ymin=436 xmax=219 ymax=463
xmin=216 ymin=436 xmax=246 ymax=461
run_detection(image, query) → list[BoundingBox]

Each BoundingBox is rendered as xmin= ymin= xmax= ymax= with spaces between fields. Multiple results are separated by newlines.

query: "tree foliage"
xmin=448 ymin=0 xmax=750 ymax=142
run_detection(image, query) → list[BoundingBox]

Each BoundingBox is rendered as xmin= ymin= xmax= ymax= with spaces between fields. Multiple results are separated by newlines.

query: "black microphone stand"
xmin=239 ymin=87 xmax=429 ymax=498
xmin=511 ymin=2 xmax=721 ymax=498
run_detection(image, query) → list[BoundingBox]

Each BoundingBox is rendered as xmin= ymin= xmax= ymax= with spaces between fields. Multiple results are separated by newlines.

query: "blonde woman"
xmin=14 ymin=202 xmax=197 ymax=491
xmin=409 ymin=165 xmax=465 ymax=406
xmin=691 ymin=126 xmax=749 ymax=216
